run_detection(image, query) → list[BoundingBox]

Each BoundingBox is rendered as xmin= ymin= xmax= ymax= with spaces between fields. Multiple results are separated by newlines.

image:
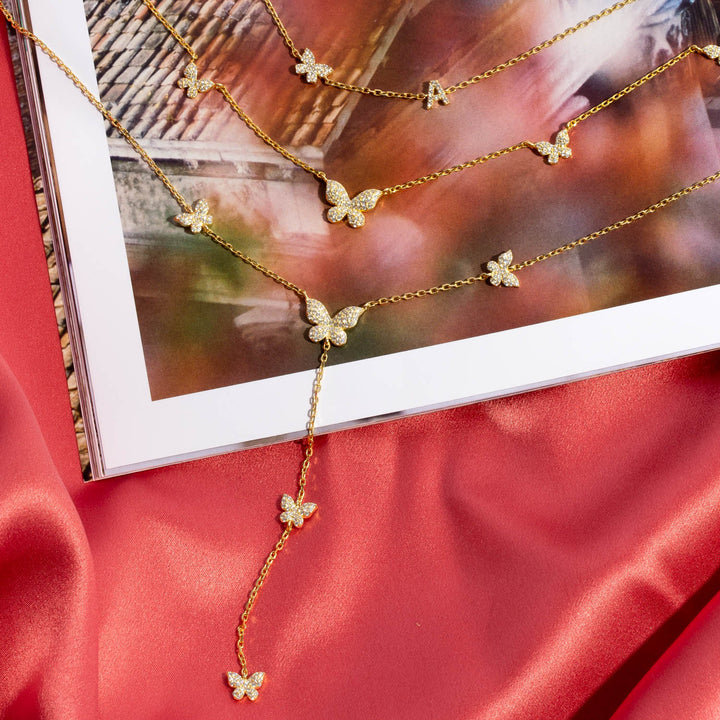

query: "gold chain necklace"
xmin=258 ymin=0 xmax=638 ymax=109
xmin=5 ymin=1 xmax=720 ymax=703
xmin=139 ymin=0 xmax=714 ymax=232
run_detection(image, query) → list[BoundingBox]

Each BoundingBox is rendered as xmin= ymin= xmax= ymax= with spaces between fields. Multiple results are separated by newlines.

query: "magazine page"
xmin=16 ymin=0 xmax=720 ymax=476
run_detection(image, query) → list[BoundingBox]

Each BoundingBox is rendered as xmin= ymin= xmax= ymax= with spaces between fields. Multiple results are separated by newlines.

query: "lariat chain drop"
xmin=235 ymin=339 xmax=330 ymax=679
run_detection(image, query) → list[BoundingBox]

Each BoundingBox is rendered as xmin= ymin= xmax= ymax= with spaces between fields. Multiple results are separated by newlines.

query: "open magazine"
xmin=10 ymin=0 xmax=720 ymax=477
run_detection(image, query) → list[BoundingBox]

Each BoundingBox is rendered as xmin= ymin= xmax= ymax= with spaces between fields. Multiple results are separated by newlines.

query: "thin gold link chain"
xmin=364 ymin=274 xmax=487 ymax=309
xmin=212 ymin=46 xmax=708 ymax=197
xmin=363 ymin=169 xmax=720 ymax=308
xmin=260 ymin=0 xmax=638 ymax=102
xmin=258 ymin=0 xmax=302 ymax=59
xmin=236 ymin=525 xmax=292 ymax=677
xmin=296 ymin=338 xmax=330 ymax=506
xmin=138 ymin=0 xmax=197 ymax=60
xmin=0 ymin=3 xmax=192 ymax=211
xmin=214 ymin=84 xmax=327 ymax=181
xmin=511 ymin=168 xmax=720 ymax=270
xmin=235 ymin=339 xmax=331 ymax=676
xmin=381 ymin=141 xmax=533 ymax=195
xmin=122 ymin=2 xmax=709 ymax=202
xmin=566 ymin=45 xmax=701 ymax=128
xmin=444 ymin=0 xmax=639 ymax=93
xmin=323 ymin=77 xmax=424 ymax=101
xmin=202 ymin=228 xmax=305 ymax=298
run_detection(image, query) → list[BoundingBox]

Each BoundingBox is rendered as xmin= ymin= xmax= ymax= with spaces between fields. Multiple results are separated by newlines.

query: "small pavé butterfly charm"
xmin=279 ymin=494 xmax=317 ymax=528
xmin=702 ymin=45 xmax=720 ymax=64
xmin=535 ymin=129 xmax=572 ymax=165
xmin=487 ymin=250 xmax=520 ymax=288
xmin=325 ymin=180 xmax=382 ymax=228
xmin=295 ymin=48 xmax=333 ymax=83
xmin=177 ymin=62 xmax=215 ymax=98
xmin=305 ymin=297 xmax=365 ymax=346
xmin=174 ymin=199 xmax=213 ymax=234
xmin=227 ymin=671 xmax=265 ymax=701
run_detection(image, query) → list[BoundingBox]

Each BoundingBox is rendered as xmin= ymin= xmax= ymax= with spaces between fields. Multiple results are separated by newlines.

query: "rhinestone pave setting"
xmin=175 ymin=199 xmax=213 ymax=233
xmin=177 ymin=62 xmax=214 ymax=98
xmin=227 ymin=671 xmax=265 ymax=702
xmin=325 ymin=179 xmax=382 ymax=228
xmin=279 ymin=494 xmax=317 ymax=528
xmin=295 ymin=48 xmax=333 ymax=83
xmin=487 ymin=250 xmax=520 ymax=287
xmin=305 ymin=297 xmax=365 ymax=346
xmin=535 ymin=129 xmax=572 ymax=165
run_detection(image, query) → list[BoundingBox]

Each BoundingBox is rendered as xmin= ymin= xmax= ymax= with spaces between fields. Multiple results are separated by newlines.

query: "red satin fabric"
xmin=2 ymin=29 xmax=720 ymax=720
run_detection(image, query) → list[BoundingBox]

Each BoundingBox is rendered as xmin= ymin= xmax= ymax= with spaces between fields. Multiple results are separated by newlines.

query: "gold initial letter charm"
xmin=425 ymin=80 xmax=449 ymax=110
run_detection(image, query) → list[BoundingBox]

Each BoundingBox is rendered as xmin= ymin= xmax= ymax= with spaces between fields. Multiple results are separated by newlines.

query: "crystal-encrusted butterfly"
xmin=487 ymin=250 xmax=519 ymax=288
xmin=279 ymin=494 xmax=317 ymax=528
xmin=227 ymin=671 xmax=265 ymax=701
xmin=295 ymin=48 xmax=333 ymax=83
xmin=177 ymin=62 xmax=215 ymax=98
xmin=305 ymin=297 xmax=365 ymax=346
xmin=535 ymin=129 xmax=572 ymax=165
xmin=325 ymin=180 xmax=382 ymax=228
xmin=175 ymin=199 xmax=213 ymax=234
xmin=702 ymin=45 xmax=720 ymax=64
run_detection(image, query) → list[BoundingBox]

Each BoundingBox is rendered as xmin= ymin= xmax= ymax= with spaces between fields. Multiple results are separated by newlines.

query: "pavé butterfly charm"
xmin=487 ymin=250 xmax=520 ymax=287
xmin=305 ymin=297 xmax=364 ymax=346
xmin=702 ymin=45 xmax=720 ymax=64
xmin=535 ymin=129 xmax=572 ymax=165
xmin=174 ymin=199 xmax=213 ymax=233
xmin=325 ymin=179 xmax=382 ymax=228
xmin=279 ymin=494 xmax=317 ymax=528
xmin=295 ymin=48 xmax=333 ymax=83
xmin=177 ymin=62 xmax=214 ymax=98
xmin=227 ymin=671 xmax=265 ymax=701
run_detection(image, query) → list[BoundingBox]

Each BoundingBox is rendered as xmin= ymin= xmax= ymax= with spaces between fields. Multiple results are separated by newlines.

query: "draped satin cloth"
xmin=2 ymin=31 xmax=720 ymax=720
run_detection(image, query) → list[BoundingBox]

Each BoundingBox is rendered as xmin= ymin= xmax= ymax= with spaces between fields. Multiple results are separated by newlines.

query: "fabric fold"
xmin=0 ymin=356 xmax=99 ymax=720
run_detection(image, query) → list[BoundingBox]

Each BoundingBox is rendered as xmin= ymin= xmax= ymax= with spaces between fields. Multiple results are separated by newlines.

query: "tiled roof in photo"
xmin=84 ymin=0 xmax=409 ymax=148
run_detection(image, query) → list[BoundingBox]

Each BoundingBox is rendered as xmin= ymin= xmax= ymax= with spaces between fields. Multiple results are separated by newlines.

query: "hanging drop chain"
xmin=256 ymin=0 xmax=639 ymax=102
xmin=4 ymin=0 xmax=720 ymax=701
xmin=235 ymin=339 xmax=330 ymax=679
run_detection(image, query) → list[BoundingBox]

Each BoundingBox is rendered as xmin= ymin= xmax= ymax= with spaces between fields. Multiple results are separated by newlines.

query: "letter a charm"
xmin=425 ymin=80 xmax=449 ymax=110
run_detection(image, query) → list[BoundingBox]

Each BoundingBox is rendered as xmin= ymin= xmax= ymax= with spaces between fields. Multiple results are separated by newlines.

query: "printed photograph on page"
xmin=82 ymin=0 xmax=720 ymax=400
